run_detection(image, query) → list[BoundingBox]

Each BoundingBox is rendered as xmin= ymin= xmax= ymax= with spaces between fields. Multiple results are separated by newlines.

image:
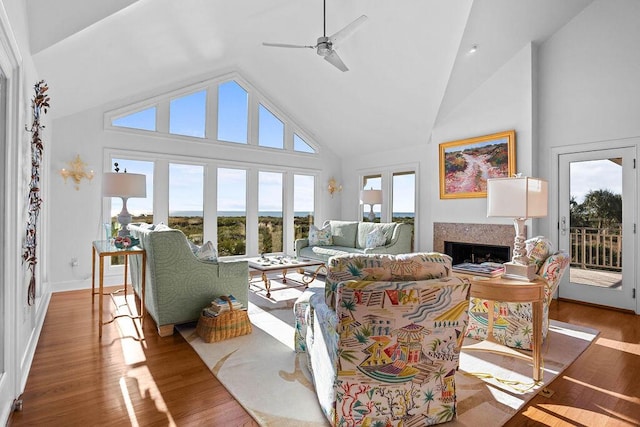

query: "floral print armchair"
xmin=465 ymin=237 xmax=570 ymax=350
xmin=295 ymin=253 xmax=471 ymax=426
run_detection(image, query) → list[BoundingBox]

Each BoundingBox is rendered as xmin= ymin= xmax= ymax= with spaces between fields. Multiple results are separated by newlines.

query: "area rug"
xmin=177 ymin=274 xmax=599 ymax=426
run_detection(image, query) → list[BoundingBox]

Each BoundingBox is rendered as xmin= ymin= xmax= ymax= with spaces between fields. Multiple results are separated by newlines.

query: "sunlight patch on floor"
xmin=248 ymin=301 xmax=296 ymax=350
xmin=533 ymin=403 xmax=639 ymax=426
xmin=595 ymin=336 xmax=640 ymax=356
xmin=563 ymin=375 xmax=640 ymax=403
xmin=122 ymin=366 xmax=177 ymax=426
xmin=548 ymin=323 xmax=598 ymax=342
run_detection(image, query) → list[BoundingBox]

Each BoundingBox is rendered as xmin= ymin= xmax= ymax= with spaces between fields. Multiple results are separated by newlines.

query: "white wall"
xmin=343 ymin=43 xmax=537 ymax=252
xmin=430 ymin=43 xmax=536 ymax=243
xmin=537 ymin=0 xmax=640 ymax=235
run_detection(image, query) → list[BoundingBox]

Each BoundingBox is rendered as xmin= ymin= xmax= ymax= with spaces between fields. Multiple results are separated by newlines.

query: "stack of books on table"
xmin=452 ymin=262 xmax=505 ymax=277
xmin=202 ymin=295 xmax=245 ymax=317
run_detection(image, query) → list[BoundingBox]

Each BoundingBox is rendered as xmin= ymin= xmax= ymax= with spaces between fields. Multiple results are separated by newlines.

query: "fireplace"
xmin=434 ymin=222 xmax=520 ymax=265
xmin=444 ymin=241 xmax=510 ymax=265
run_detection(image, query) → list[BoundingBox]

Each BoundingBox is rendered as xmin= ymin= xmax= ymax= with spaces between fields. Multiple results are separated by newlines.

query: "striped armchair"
xmin=296 ymin=253 xmax=471 ymax=426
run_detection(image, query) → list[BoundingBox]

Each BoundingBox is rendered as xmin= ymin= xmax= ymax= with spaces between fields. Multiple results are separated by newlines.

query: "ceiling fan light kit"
xmin=262 ymin=0 xmax=367 ymax=72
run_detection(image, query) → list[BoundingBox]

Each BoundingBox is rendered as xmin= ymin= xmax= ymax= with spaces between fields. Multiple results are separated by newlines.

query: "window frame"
xmin=104 ymin=72 xmax=321 ymax=155
xmin=357 ymin=163 xmax=419 ymax=247
xmin=104 ymin=148 xmax=321 ymax=259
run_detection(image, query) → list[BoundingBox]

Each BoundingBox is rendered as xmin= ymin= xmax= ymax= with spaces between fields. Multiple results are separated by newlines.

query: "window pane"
xmin=109 ymin=158 xmax=154 ymax=264
xmin=259 ymin=171 xmax=283 ymax=253
xmin=294 ymin=174 xmax=315 ymax=240
xmin=393 ymin=172 xmax=415 ymax=249
xmin=112 ymin=107 xmax=156 ymax=131
xmin=294 ymin=134 xmax=315 ymax=153
xmin=218 ymin=81 xmax=248 ymax=144
xmin=362 ymin=175 xmax=382 ymax=222
xmin=218 ymin=168 xmax=246 ymax=256
xmin=169 ymin=163 xmax=204 ymax=245
xmin=170 ymin=90 xmax=206 ymax=138
xmin=258 ymin=104 xmax=284 ymax=149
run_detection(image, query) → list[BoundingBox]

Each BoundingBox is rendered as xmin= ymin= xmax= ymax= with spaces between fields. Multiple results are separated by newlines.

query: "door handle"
xmin=560 ymin=216 xmax=567 ymax=235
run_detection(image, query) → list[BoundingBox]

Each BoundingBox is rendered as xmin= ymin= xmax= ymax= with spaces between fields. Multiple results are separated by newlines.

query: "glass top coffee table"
xmin=245 ymin=255 xmax=325 ymax=298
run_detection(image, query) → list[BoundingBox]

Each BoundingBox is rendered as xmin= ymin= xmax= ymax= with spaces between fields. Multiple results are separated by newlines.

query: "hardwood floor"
xmin=506 ymin=300 xmax=640 ymax=427
xmin=8 ymin=289 xmax=640 ymax=426
xmin=8 ymin=288 xmax=258 ymax=427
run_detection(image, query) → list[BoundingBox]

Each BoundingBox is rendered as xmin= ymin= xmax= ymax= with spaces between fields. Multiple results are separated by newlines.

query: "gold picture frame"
xmin=439 ymin=130 xmax=516 ymax=199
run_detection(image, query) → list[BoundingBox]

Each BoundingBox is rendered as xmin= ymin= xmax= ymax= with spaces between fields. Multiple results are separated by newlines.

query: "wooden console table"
xmin=457 ymin=273 xmax=545 ymax=381
xmin=91 ymin=240 xmax=146 ymax=340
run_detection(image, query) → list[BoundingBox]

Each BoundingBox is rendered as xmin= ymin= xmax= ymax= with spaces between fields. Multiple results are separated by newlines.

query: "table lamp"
xmin=487 ymin=175 xmax=548 ymax=280
xmin=360 ymin=188 xmax=382 ymax=222
xmin=103 ymin=165 xmax=147 ymax=237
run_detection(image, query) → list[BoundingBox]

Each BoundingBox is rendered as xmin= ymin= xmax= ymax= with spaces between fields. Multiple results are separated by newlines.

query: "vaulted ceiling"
xmin=27 ymin=0 xmax=592 ymax=157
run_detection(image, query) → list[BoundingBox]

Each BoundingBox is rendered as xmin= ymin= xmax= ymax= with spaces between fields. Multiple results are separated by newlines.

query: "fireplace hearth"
xmin=433 ymin=222 xmax=519 ymax=265
xmin=444 ymin=241 xmax=510 ymax=265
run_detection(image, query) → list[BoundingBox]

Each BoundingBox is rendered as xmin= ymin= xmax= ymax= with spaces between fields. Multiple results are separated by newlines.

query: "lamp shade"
xmin=102 ymin=172 xmax=147 ymax=198
xmin=360 ymin=189 xmax=382 ymax=205
xmin=487 ymin=176 xmax=548 ymax=219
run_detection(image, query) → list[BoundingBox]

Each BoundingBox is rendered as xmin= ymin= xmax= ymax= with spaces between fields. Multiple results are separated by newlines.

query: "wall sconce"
xmin=60 ymin=154 xmax=94 ymax=190
xmin=327 ymin=177 xmax=342 ymax=197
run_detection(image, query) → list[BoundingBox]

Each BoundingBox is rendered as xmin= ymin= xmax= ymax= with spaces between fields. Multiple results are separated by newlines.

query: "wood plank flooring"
xmin=8 ymin=289 xmax=640 ymax=426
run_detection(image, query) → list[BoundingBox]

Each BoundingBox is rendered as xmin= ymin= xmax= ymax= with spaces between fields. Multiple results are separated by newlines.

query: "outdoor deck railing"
xmin=570 ymin=227 xmax=622 ymax=271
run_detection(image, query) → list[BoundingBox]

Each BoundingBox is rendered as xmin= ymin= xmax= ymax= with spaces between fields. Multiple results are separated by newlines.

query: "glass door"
xmin=558 ymin=148 xmax=636 ymax=311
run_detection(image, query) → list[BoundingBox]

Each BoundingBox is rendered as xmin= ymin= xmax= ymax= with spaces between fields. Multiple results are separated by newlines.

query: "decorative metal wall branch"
xmin=23 ymin=80 xmax=50 ymax=305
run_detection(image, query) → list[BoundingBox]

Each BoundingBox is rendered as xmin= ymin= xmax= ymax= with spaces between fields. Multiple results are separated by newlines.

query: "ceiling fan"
xmin=262 ymin=0 xmax=367 ymax=72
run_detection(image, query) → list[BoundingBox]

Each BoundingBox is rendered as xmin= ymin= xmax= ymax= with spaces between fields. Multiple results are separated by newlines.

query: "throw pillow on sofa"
xmin=196 ymin=240 xmax=218 ymax=262
xmin=366 ymin=228 xmax=386 ymax=249
xmin=309 ymin=224 xmax=333 ymax=246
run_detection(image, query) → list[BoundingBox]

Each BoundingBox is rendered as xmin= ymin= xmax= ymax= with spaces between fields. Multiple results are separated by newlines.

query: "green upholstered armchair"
xmin=128 ymin=223 xmax=248 ymax=337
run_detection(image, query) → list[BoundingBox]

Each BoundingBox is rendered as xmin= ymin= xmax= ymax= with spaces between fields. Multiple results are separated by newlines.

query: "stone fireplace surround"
xmin=433 ymin=222 xmax=519 ymax=262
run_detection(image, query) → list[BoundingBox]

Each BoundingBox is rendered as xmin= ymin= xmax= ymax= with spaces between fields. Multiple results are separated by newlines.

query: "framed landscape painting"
xmin=439 ymin=130 xmax=516 ymax=199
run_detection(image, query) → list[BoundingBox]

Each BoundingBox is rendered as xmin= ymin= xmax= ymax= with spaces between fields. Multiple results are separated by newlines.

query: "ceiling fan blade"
xmin=328 ymin=15 xmax=368 ymax=45
xmin=262 ymin=42 xmax=315 ymax=49
xmin=324 ymin=50 xmax=349 ymax=72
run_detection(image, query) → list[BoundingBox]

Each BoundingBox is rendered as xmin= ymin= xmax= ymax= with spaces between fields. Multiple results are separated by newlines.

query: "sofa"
xmin=294 ymin=220 xmax=413 ymax=264
xmin=128 ymin=223 xmax=249 ymax=337
xmin=294 ymin=253 xmax=470 ymax=426
xmin=465 ymin=236 xmax=570 ymax=350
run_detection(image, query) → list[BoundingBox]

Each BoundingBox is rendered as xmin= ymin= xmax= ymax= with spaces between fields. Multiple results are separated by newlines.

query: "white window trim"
xmin=103 ymin=71 xmax=321 ymax=155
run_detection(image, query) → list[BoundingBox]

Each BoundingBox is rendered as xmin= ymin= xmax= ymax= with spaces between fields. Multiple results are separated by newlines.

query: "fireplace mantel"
xmin=433 ymin=222 xmax=518 ymax=255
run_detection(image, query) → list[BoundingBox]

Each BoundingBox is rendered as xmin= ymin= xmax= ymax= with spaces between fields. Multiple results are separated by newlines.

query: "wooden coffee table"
xmin=246 ymin=255 xmax=325 ymax=298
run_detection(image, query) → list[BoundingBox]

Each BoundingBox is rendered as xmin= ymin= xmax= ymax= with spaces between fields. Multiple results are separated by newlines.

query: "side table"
xmin=91 ymin=240 xmax=146 ymax=340
xmin=456 ymin=273 xmax=545 ymax=381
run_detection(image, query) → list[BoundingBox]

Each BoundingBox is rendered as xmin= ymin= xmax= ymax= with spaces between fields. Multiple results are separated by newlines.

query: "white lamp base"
xmin=501 ymin=262 xmax=537 ymax=281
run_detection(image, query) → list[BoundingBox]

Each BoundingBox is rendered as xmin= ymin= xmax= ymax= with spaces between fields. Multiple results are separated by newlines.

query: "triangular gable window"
xmin=294 ymin=134 xmax=316 ymax=153
xmin=218 ymin=80 xmax=248 ymax=144
xmin=106 ymin=74 xmax=319 ymax=156
xmin=170 ymin=90 xmax=206 ymax=138
xmin=258 ymin=104 xmax=284 ymax=149
xmin=112 ymin=107 xmax=156 ymax=131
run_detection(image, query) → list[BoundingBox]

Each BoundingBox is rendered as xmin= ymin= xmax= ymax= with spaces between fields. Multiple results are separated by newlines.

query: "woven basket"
xmin=196 ymin=296 xmax=252 ymax=343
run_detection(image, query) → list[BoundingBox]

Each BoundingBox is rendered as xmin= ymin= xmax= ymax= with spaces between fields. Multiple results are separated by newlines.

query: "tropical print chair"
xmin=295 ymin=253 xmax=471 ymax=426
xmin=465 ymin=236 xmax=571 ymax=350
